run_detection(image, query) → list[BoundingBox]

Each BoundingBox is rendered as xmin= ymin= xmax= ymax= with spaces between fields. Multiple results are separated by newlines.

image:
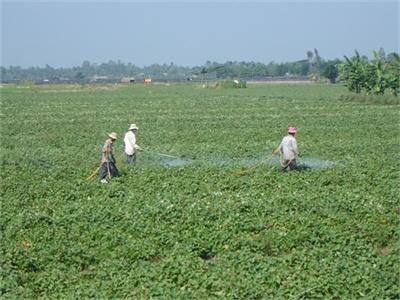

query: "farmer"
xmin=99 ymin=132 xmax=119 ymax=183
xmin=124 ymin=123 xmax=142 ymax=163
xmin=275 ymin=126 xmax=300 ymax=171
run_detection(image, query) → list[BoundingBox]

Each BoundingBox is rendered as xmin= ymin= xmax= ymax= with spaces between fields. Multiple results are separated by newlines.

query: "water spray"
xmin=145 ymin=150 xmax=180 ymax=159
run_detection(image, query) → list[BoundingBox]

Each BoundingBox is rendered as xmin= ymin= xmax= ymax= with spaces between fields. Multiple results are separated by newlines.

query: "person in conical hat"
xmin=277 ymin=126 xmax=300 ymax=171
xmin=124 ymin=123 xmax=142 ymax=164
xmin=99 ymin=132 xmax=119 ymax=182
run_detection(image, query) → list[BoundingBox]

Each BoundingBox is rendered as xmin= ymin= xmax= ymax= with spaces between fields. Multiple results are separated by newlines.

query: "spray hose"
xmin=86 ymin=165 xmax=101 ymax=181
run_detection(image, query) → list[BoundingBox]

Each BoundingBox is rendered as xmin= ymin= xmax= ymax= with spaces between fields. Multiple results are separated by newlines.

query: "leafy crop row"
xmin=1 ymin=83 xmax=399 ymax=298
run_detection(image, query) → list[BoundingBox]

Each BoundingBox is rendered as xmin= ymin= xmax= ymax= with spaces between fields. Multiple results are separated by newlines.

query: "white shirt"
xmin=124 ymin=131 xmax=139 ymax=155
xmin=279 ymin=135 xmax=299 ymax=160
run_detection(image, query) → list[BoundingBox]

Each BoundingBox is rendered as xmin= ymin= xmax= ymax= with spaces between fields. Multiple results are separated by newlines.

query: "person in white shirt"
xmin=277 ymin=126 xmax=299 ymax=171
xmin=124 ymin=124 xmax=142 ymax=164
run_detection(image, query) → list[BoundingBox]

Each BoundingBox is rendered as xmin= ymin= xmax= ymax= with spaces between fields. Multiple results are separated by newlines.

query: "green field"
xmin=1 ymin=83 xmax=399 ymax=298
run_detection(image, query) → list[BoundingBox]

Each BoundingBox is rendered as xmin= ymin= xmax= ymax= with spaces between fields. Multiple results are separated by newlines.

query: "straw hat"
xmin=288 ymin=127 xmax=297 ymax=134
xmin=108 ymin=132 xmax=118 ymax=139
xmin=129 ymin=124 xmax=139 ymax=130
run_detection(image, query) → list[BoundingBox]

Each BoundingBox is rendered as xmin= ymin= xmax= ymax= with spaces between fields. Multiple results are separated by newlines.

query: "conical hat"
xmin=129 ymin=124 xmax=138 ymax=130
xmin=108 ymin=132 xmax=118 ymax=139
xmin=288 ymin=127 xmax=297 ymax=134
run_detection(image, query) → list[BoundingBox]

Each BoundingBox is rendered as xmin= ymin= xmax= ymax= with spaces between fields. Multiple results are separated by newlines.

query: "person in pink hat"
xmin=276 ymin=126 xmax=300 ymax=171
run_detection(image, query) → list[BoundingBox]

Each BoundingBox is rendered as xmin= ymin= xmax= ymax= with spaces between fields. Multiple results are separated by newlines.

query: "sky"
xmin=1 ymin=0 xmax=399 ymax=68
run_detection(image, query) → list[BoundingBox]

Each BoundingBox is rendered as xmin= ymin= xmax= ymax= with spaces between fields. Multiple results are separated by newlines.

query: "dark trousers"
xmin=99 ymin=162 xmax=119 ymax=179
xmin=282 ymin=159 xmax=297 ymax=171
xmin=126 ymin=153 xmax=137 ymax=164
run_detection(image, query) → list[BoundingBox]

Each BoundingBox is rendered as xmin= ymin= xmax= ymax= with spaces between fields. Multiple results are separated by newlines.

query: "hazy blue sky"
xmin=1 ymin=1 xmax=399 ymax=68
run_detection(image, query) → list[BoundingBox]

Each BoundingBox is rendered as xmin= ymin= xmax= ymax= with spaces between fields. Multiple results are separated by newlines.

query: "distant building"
xmin=89 ymin=75 xmax=109 ymax=83
xmin=121 ymin=77 xmax=135 ymax=83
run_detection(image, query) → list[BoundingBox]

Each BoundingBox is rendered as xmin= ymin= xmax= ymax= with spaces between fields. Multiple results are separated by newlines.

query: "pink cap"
xmin=288 ymin=127 xmax=297 ymax=134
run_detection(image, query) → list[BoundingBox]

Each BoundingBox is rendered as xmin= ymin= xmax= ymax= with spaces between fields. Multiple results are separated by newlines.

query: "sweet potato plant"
xmin=1 ymin=83 xmax=399 ymax=298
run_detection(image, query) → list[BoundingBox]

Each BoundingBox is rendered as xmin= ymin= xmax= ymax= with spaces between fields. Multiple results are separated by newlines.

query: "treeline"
xmin=1 ymin=49 xmax=340 ymax=83
xmin=2 ymin=49 xmax=398 ymax=88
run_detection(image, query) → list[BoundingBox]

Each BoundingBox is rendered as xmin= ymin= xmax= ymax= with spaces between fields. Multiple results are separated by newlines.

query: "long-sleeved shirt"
xmin=101 ymin=138 xmax=115 ymax=163
xmin=279 ymin=135 xmax=299 ymax=160
xmin=124 ymin=131 xmax=140 ymax=155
